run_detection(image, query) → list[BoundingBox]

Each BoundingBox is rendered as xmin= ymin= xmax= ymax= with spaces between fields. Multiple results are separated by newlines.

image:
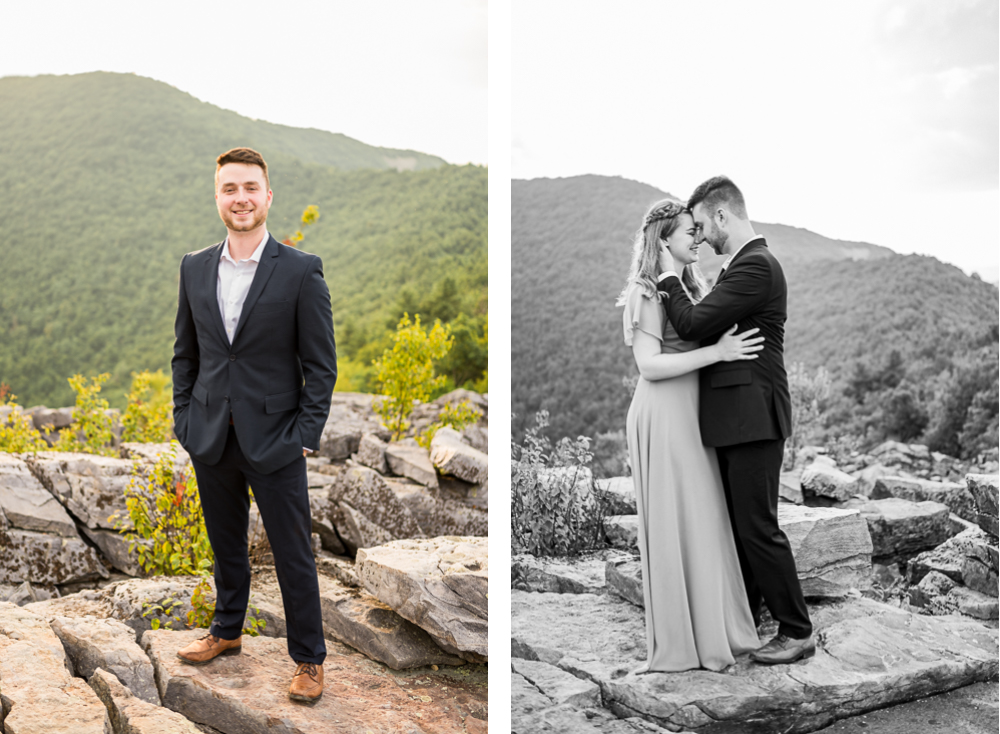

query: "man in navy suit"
xmin=657 ymin=176 xmax=814 ymax=664
xmin=172 ymin=147 xmax=337 ymax=701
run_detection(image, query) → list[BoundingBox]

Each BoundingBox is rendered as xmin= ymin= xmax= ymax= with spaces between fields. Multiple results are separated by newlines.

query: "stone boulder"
xmin=357 ymin=536 xmax=487 ymax=662
xmin=0 ymin=602 xmax=110 ymax=733
xmin=512 ymin=658 xmax=601 ymax=709
xmin=0 ymin=454 xmax=79 ymax=537
xmin=385 ymin=439 xmax=440 ymax=488
xmin=354 ymin=432 xmax=389 ymax=474
xmin=605 ymin=558 xmax=643 ymax=607
xmin=801 ymin=461 xmax=861 ymax=503
xmin=512 ymin=549 xmax=632 ymax=595
xmin=966 ymin=473 xmax=999 ymax=538
xmin=386 ymin=477 xmax=487 ymax=538
xmin=778 ymin=504 xmax=873 ymax=597
xmin=141 ymin=628 xmax=486 ymax=733
xmin=0 ymin=527 xmax=109 ymax=586
xmin=853 ymin=462 xmax=894 ymax=496
xmin=50 ymin=614 xmax=160 ymax=704
xmin=779 ymin=470 xmax=804 ymax=504
xmin=89 ymin=667 xmax=202 ymax=734
xmin=318 ymin=393 xmax=391 ymax=460
xmin=595 ymin=476 xmax=637 ymax=515
xmin=315 ymin=574 xmax=465 ymax=669
xmin=429 ymin=426 xmax=488 ymax=485
xmin=871 ymin=476 xmax=977 ymax=523
xmin=511 ymin=590 xmax=998 ymax=734
xmin=604 ymin=515 xmax=639 ymax=549
xmin=327 ymin=465 xmax=422 ymax=554
xmin=26 ymin=451 xmax=133 ymax=530
xmin=306 ymin=489 xmax=346 ymax=555
xmin=844 ymin=497 xmax=953 ymax=560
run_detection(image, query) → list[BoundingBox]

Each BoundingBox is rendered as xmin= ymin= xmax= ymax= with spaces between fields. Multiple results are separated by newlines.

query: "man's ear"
xmin=715 ymin=207 xmax=728 ymax=227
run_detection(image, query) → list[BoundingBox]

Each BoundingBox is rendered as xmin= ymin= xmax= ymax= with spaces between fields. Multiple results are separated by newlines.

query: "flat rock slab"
xmin=319 ymin=394 xmax=391 ymax=461
xmin=778 ymin=505 xmax=873 ymax=597
xmin=386 ymin=478 xmax=488 ymax=538
xmin=385 ymin=441 xmax=440 ymax=489
xmin=356 ymin=432 xmax=389 ymax=474
xmin=908 ymin=526 xmax=994 ymax=585
xmin=512 ymin=658 xmax=601 ymax=708
xmin=329 ymin=466 xmax=422 ymax=554
xmin=0 ymin=454 xmax=79 ymax=537
xmin=871 ymin=476 xmax=977 ymax=523
xmin=429 ymin=427 xmax=488 ymax=485
xmin=801 ymin=461 xmax=861 ymax=502
xmin=511 ymin=591 xmax=998 ymax=734
xmin=80 ymin=525 xmax=143 ymax=576
xmin=90 ymin=666 xmax=202 ymax=734
xmin=513 ymin=550 xmax=633 ymax=595
xmin=50 ymin=614 xmax=160 ymax=704
xmin=966 ymin=473 xmax=999 ymax=538
xmin=357 ymin=537 xmax=487 ymax=662
xmin=26 ymin=452 xmax=133 ymax=530
xmin=316 ymin=574 xmax=466 ymax=669
xmin=0 ymin=601 xmax=110 ymax=733
xmin=606 ymin=558 xmax=644 ymax=607
xmin=143 ymin=628 xmax=486 ymax=734
xmin=845 ymin=497 xmax=953 ymax=560
xmin=0 ymin=528 xmax=109 ymax=585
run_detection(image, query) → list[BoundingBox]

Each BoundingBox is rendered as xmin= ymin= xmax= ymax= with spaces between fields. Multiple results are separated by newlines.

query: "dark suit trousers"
xmin=190 ymin=424 xmax=326 ymax=664
xmin=716 ymin=439 xmax=812 ymax=639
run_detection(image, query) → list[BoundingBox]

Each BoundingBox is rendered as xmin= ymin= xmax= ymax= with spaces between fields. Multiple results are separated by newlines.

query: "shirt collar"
xmin=721 ymin=234 xmax=764 ymax=271
xmin=221 ymin=229 xmax=269 ymax=264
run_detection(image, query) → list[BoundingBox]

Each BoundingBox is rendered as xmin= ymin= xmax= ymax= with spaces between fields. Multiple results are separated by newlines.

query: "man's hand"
xmin=303 ymin=449 xmax=308 ymax=457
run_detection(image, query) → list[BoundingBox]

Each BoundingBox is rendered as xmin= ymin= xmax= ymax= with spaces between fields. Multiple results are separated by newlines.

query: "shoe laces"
xmin=295 ymin=662 xmax=318 ymax=678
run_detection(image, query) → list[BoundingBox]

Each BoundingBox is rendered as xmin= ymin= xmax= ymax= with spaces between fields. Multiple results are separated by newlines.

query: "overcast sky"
xmin=0 ymin=0 xmax=487 ymax=166
xmin=513 ymin=0 xmax=999 ymax=279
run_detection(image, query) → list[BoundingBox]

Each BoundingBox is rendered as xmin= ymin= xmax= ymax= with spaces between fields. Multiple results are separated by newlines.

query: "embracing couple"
xmin=619 ymin=175 xmax=813 ymax=672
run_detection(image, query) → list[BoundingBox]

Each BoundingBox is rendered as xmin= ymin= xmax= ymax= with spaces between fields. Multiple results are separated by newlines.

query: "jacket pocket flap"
xmin=192 ymin=382 xmax=209 ymax=405
xmin=253 ymin=300 xmax=289 ymax=315
xmin=710 ymin=370 xmax=752 ymax=388
xmin=265 ymin=388 xmax=301 ymax=414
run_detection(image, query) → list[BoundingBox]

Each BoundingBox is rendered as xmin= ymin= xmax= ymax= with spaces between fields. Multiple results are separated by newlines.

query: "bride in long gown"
xmin=618 ymin=199 xmax=762 ymax=672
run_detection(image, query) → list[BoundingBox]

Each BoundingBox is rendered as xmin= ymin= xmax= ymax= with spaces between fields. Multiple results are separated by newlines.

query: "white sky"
xmin=513 ymin=0 xmax=999 ymax=279
xmin=0 ymin=0 xmax=487 ymax=166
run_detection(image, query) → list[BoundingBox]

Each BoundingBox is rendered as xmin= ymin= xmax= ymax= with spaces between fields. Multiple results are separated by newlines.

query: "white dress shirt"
xmin=217 ymin=230 xmax=269 ymax=344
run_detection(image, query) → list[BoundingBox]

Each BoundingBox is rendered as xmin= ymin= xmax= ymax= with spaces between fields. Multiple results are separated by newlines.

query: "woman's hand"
xmin=658 ymin=241 xmax=678 ymax=275
xmin=714 ymin=324 xmax=764 ymax=362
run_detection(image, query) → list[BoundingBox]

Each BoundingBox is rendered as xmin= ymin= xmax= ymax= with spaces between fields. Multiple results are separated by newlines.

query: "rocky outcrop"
xmin=871 ymin=475 xmax=977 ymax=523
xmin=511 ymin=590 xmax=998 ymax=734
xmin=430 ymin=426 xmax=488 ymax=485
xmin=89 ymin=666 xmax=202 ymax=734
xmin=0 ymin=454 xmax=78 ymax=537
xmin=801 ymin=460 xmax=861 ymax=503
xmin=512 ymin=549 xmax=633 ymax=595
xmin=326 ymin=465 xmax=422 ymax=554
xmin=357 ymin=536 xmax=488 ymax=662
xmin=0 ymin=527 xmax=109 ymax=585
xmin=967 ymin=473 xmax=999 ymax=538
xmin=318 ymin=393 xmax=391 ymax=460
xmin=385 ymin=439 xmax=440 ymax=489
xmin=26 ymin=451 xmax=133 ymax=530
xmin=778 ymin=504 xmax=873 ymax=596
xmin=845 ymin=497 xmax=953 ymax=560
xmin=0 ymin=601 xmax=110 ymax=733
xmin=386 ymin=477 xmax=488 ymax=538
xmin=594 ymin=476 xmax=637 ymax=515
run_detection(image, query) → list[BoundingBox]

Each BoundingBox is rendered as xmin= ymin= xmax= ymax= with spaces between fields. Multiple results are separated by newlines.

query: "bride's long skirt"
xmin=626 ymin=371 xmax=760 ymax=672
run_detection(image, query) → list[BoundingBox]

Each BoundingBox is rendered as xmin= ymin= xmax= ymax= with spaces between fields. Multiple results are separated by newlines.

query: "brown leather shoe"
xmin=289 ymin=662 xmax=324 ymax=703
xmin=176 ymin=633 xmax=242 ymax=665
xmin=750 ymin=633 xmax=815 ymax=665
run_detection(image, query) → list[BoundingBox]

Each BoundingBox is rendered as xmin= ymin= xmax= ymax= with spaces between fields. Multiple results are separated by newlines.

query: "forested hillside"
xmin=512 ymin=175 xmax=998 ymax=459
xmin=0 ymin=72 xmax=486 ymax=408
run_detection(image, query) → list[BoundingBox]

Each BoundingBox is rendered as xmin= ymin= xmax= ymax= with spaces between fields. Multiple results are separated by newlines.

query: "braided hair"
xmin=617 ymin=198 xmax=707 ymax=306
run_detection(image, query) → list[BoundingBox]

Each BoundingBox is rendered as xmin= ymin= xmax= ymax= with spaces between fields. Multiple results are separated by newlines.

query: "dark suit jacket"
xmin=172 ymin=235 xmax=337 ymax=475
xmin=659 ymin=238 xmax=791 ymax=448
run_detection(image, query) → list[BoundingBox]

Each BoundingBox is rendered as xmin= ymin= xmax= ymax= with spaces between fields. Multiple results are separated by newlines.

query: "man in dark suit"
xmin=172 ymin=147 xmax=337 ymax=701
xmin=657 ymin=175 xmax=814 ymax=664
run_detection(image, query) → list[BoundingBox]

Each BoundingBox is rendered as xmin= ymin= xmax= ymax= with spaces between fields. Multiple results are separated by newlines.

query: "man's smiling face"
xmin=216 ymin=162 xmax=272 ymax=233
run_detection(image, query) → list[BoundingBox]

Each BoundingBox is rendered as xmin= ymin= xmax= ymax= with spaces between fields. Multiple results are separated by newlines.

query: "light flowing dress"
xmin=623 ymin=285 xmax=759 ymax=672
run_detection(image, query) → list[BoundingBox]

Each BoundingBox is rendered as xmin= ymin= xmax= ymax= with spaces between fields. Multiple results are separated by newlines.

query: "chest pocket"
xmin=253 ymin=300 xmax=289 ymax=316
xmin=710 ymin=370 xmax=752 ymax=388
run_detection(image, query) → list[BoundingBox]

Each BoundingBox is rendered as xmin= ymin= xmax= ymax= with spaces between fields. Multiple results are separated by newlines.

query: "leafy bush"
xmin=512 ymin=410 xmax=610 ymax=557
xmin=786 ymin=363 xmax=832 ymax=468
xmin=0 ymin=384 xmax=49 ymax=453
xmin=417 ymin=400 xmax=482 ymax=449
xmin=54 ymin=373 xmax=116 ymax=456
xmin=115 ymin=443 xmax=213 ymax=577
xmin=121 ymin=370 xmax=173 ymax=443
xmin=373 ymin=313 xmax=453 ymax=440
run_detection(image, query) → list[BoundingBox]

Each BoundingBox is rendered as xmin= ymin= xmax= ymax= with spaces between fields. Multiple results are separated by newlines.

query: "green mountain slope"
xmin=512 ymin=175 xmax=997 ymax=454
xmin=0 ymin=72 xmax=485 ymax=408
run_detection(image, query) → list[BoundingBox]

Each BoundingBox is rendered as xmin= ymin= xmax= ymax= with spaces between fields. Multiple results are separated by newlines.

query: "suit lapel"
xmin=714 ymin=238 xmax=767 ymax=289
xmin=202 ymin=242 xmax=230 ymax=346
xmin=230 ymin=235 xmax=280 ymax=346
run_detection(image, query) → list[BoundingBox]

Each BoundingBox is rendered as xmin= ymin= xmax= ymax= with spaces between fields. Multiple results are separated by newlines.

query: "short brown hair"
xmin=688 ymin=175 xmax=747 ymax=220
xmin=215 ymin=147 xmax=269 ymax=189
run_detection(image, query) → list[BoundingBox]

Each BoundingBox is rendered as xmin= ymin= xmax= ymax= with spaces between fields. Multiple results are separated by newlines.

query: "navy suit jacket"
xmin=658 ymin=238 xmax=792 ymax=448
xmin=172 ymin=235 xmax=337 ymax=474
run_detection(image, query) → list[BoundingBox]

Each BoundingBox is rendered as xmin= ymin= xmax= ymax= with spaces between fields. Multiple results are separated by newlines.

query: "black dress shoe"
xmin=750 ymin=633 xmax=815 ymax=665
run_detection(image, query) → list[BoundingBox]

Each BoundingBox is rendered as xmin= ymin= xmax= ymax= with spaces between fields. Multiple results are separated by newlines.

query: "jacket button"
xmin=229 ymin=354 xmax=236 ymax=361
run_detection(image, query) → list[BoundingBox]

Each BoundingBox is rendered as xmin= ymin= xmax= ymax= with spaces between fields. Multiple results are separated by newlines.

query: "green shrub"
xmin=511 ymin=410 xmax=609 ymax=557
xmin=54 ymin=373 xmax=116 ymax=456
xmin=373 ymin=313 xmax=453 ymax=440
xmin=417 ymin=400 xmax=482 ymax=449
xmin=121 ymin=370 xmax=173 ymax=443
xmin=0 ymin=385 xmax=49 ymax=453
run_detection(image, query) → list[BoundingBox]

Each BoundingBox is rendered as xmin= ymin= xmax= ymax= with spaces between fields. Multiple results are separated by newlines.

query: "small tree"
xmin=122 ymin=370 xmax=173 ymax=443
xmin=54 ymin=373 xmax=116 ymax=456
xmin=373 ymin=313 xmax=453 ymax=440
xmin=787 ymin=363 xmax=831 ymax=468
xmin=282 ymin=205 xmax=320 ymax=247
xmin=0 ymin=384 xmax=49 ymax=453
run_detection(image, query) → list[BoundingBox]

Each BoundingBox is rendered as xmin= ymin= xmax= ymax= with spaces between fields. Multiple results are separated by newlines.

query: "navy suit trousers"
xmin=190 ymin=423 xmax=326 ymax=664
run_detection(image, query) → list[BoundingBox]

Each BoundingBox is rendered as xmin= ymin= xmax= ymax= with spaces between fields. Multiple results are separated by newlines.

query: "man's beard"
xmin=707 ymin=223 xmax=729 ymax=255
xmin=220 ymin=207 xmax=267 ymax=232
